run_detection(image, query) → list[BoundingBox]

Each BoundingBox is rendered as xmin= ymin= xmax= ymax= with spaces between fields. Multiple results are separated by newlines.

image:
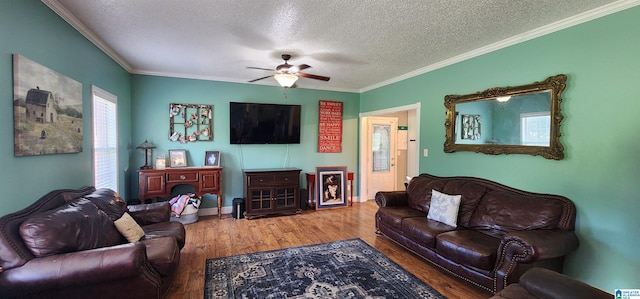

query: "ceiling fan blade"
xmin=297 ymin=72 xmax=330 ymax=81
xmin=290 ymin=64 xmax=311 ymax=73
xmin=247 ymin=66 xmax=275 ymax=71
xmin=248 ymin=75 xmax=274 ymax=83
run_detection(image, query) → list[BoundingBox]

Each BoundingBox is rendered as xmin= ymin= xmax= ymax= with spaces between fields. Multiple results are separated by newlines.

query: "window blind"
xmin=92 ymin=86 xmax=118 ymax=191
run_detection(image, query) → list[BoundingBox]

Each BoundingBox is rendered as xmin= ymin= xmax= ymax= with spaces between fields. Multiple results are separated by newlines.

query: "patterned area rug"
xmin=204 ymin=238 xmax=446 ymax=299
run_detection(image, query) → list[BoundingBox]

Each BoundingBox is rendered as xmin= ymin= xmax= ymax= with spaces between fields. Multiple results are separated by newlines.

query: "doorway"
xmin=359 ymin=103 xmax=421 ymax=201
xmin=366 ymin=117 xmax=398 ymax=198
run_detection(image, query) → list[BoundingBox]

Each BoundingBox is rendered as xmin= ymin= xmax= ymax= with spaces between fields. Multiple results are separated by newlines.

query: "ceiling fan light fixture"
xmin=274 ymin=73 xmax=298 ymax=88
xmin=496 ymin=96 xmax=511 ymax=102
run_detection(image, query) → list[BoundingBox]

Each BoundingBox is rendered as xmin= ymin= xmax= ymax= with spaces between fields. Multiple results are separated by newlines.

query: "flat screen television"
xmin=229 ymin=102 xmax=302 ymax=144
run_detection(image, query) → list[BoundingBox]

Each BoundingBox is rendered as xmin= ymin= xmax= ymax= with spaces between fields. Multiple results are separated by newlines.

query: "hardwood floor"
xmin=165 ymin=201 xmax=491 ymax=299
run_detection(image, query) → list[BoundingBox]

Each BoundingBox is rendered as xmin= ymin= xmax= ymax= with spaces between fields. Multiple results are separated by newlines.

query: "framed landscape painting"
xmin=315 ymin=166 xmax=347 ymax=209
xmin=13 ymin=54 xmax=83 ymax=156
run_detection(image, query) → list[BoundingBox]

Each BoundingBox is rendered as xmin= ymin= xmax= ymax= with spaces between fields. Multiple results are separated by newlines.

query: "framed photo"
xmin=204 ymin=150 xmax=220 ymax=167
xmin=169 ymin=149 xmax=187 ymax=167
xmin=315 ymin=166 xmax=348 ymax=209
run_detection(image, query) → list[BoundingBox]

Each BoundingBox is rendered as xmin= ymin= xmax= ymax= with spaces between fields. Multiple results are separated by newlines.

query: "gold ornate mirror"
xmin=444 ymin=74 xmax=567 ymax=160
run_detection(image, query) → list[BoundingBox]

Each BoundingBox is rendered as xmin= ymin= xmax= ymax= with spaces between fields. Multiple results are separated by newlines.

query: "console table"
xmin=305 ymin=172 xmax=354 ymax=209
xmin=137 ymin=167 xmax=223 ymax=218
xmin=243 ymin=168 xmax=301 ymax=219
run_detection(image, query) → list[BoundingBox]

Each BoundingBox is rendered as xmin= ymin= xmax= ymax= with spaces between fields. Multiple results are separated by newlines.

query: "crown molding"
xmin=132 ymin=69 xmax=360 ymax=93
xmin=42 ymin=0 xmax=639 ymax=93
xmin=41 ymin=0 xmax=133 ymax=72
xmin=360 ymin=0 xmax=640 ymax=93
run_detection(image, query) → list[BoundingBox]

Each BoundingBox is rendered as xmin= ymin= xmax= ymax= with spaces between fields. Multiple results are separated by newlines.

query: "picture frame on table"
xmin=315 ymin=166 xmax=347 ymax=209
xmin=168 ymin=149 xmax=187 ymax=167
xmin=204 ymin=150 xmax=220 ymax=167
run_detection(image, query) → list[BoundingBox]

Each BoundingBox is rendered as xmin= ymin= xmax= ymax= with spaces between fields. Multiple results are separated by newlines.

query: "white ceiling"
xmin=43 ymin=0 xmax=637 ymax=93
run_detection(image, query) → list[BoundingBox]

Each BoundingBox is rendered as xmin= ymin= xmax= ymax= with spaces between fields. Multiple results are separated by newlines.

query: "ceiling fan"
xmin=247 ymin=54 xmax=330 ymax=88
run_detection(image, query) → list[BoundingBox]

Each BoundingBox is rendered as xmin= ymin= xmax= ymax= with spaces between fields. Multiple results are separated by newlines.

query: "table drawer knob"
xmin=180 ymin=175 xmax=186 ymax=180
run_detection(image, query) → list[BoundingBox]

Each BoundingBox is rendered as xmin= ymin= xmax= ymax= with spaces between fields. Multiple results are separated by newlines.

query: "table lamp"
xmin=136 ymin=140 xmax=156 ymax=169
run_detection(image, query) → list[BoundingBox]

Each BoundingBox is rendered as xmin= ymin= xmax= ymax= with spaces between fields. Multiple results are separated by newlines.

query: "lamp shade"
xmin=274 ymin=73 xmax=298 ymax=88
xmin=136 ymin=140 xmax=156 ymax=149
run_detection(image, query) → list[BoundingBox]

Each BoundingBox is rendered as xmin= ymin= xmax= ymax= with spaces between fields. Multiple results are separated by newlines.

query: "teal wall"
xmin=0 ymin=0 xmax=132 ymax=215
xmin=2 ymin=0 xmax=638 ymax=293
xmin=361 ymin=6 xmax=640 ymax=293
xmin=131 ymin=75 xmax=359 ymax=208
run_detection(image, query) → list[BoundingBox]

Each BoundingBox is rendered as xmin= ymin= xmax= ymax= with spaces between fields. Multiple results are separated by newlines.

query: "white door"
xmin=366 ymin=117 xmax=398 ymax=199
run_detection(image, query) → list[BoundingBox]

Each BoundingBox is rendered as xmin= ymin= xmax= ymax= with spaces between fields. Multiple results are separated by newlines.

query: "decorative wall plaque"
xmin=169 ymin=103 xmax=213 ymax=143
xmin=318 ymin=100 xmax=343 ymax=153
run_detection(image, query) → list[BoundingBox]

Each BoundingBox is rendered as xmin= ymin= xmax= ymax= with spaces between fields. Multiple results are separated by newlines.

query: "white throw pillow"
xmin=427 ymin=189 xmax=462 ymax=227
xmin=113 ymin=212 xmax=145 ymax=243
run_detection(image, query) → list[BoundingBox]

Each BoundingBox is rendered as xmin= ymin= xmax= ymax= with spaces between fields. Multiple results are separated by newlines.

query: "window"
xmin=92 ymin=86 xmax=118 ymax=191
xmin=520 ymin=112 xmax=550 ymax=146
xmin=371 ymin=124 xmax=390 ymax=172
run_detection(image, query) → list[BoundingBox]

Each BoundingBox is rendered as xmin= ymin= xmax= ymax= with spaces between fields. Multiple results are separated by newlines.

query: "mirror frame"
xmin=444 ymin=74 xmax=567 ymax=160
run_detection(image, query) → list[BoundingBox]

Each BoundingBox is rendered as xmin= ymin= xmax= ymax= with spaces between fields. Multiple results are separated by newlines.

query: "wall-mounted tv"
xmin=229 ymin=102 xmax=302 ymax=144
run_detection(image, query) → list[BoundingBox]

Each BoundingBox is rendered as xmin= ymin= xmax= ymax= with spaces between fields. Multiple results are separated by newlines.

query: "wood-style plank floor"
xmin=165 ymin=200 xmax=491 ymax=299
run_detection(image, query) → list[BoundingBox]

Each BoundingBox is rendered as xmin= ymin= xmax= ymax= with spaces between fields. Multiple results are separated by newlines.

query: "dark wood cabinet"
xmin=138 ymin=167 xmax=223 ymax=218
xmin=243 ymin=168 xmax=301 ymax=219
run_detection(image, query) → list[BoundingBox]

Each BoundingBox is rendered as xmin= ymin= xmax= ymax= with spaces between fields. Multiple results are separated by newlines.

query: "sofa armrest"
xmin=0 ymin=243 xmax=160 ymax=297
xmin=499 ymin=230 xmax=579 ymax=263
xmin=128 ymin=201 xmax=171 ymax=225
xmin=375 ymin=191 xmax=409 ymax=207
xmin=493 ymin=230 xmax=579 ymax=292
xmin=519 ymin=267 xmax=613 ymax=299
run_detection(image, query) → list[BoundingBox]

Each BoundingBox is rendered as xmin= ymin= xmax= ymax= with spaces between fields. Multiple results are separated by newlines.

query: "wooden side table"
xmin=137 ymin=167 xmax=223 ymax=218
xmin=305 ymin=172 xmax=354 ymax=209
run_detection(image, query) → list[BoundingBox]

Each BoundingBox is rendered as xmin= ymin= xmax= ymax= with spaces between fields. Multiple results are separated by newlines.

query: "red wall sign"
xmin=318 ymin=100 xmax=343 ymax=153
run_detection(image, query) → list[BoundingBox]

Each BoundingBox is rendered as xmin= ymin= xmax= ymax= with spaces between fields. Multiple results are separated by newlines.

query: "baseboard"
xmin=197 ymin=206 xmax=232 ymax=216
xmin=197 ymin=196 xmax=364 ymax=216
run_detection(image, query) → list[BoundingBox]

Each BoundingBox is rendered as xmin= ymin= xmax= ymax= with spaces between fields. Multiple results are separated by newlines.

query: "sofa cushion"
xmin=436 ymin=229 xmax=501 ymax=271
xmin=376 ymin=207 xmax=426 ymax=231
xmin=83 ymin=188 xmax=128 ymax=221
xmin=468 ymin=190 xmax=564 ymax=232
xmin=402 ymin=217 xmax=457 ymax=248
xmin=114 ymin=212 xmax=145 ymax=243
xmin=406 ymin=176 xmax=448 ymax=212
xmin=427 ymin=190 xmax=461 ymax=227
xmin=439 ymin=180 xmax=487 ymax=227
xmin=406 ymin=176 xmax=487 ymax=226
xmin=19 ymin=198 xmax=122 ymax=257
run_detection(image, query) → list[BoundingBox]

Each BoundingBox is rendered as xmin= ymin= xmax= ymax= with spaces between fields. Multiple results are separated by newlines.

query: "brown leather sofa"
xmin=375 ymin=173 xmax=579 ymax=294
xmin=0 ymin=187 xmax=186 ymax=299
xmin=491 ymin=267 xmax=613 ymax=299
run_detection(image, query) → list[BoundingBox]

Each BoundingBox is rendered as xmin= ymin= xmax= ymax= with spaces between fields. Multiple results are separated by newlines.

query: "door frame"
xmin=359 ymin=102 xmax=421 ymax=201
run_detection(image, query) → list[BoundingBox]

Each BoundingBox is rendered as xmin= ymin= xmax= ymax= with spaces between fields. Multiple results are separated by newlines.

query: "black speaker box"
xmin=232 ymin=198 xmax=245 ymax=219
xmin=299 ymin=189 xmax=308 ymax=210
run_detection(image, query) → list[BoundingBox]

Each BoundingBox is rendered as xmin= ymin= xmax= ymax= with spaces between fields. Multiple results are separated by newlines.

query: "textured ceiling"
xmin=44 ymin=0 xmax=635 ymax=92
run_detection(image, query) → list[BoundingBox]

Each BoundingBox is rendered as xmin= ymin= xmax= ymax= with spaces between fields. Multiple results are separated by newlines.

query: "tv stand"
xmin=242 ymin=168 xmax=301 ymax=219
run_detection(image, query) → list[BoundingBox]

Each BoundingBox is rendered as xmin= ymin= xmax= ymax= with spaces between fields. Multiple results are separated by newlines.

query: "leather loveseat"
xmin=375 ymin=173 xmax=579 ymax=294
xmin=0 ymin=187 xmax=186 ymax=299
xmin=491 ymin=267 xmax=612 ymax=299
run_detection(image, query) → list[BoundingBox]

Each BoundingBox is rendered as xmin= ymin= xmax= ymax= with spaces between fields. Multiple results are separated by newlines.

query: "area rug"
xmin=204 ymin=238 xmax=446 ymax=299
